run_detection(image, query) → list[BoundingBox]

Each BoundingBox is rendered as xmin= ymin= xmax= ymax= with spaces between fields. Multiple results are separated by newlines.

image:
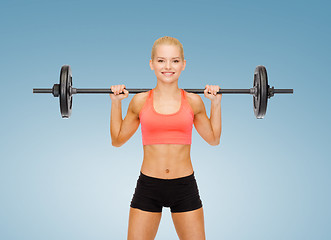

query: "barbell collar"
xmin=52 ymin=84 xmax=60 ymax=97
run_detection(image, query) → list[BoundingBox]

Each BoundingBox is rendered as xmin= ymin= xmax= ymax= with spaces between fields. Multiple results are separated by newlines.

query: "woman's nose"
xmin=165 ymin=61 xmax=171 ymax=69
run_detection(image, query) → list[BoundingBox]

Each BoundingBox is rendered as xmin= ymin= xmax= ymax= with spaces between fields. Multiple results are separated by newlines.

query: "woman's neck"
xmin=154 ymin=82 xmax=181 ymax=97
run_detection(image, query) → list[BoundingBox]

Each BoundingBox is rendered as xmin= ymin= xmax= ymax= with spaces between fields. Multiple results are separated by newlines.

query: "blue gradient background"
xmin=1 ymin=0 xmax=330 ymax=239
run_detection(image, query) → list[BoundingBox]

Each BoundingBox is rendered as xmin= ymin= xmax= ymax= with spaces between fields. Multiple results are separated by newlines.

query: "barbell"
xmin=33 ymin=65 xmax=293 ymax=119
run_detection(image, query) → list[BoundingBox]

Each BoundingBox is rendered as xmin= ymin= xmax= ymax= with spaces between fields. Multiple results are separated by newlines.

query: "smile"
xmin=162 ymin=72 xmax=175 ymax=76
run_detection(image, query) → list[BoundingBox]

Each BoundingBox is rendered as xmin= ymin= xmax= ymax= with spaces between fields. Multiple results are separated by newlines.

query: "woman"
xmin=110 ymin=36 xmax=221 ymax=240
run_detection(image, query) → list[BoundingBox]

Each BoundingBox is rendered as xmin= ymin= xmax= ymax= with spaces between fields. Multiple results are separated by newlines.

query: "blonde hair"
xmin=151 ymin=36 xmax=184 ymax=61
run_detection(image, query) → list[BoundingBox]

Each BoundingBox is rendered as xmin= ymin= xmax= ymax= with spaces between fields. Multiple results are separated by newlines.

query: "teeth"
xmin=163 ymin=72 xmax=174 ymax=76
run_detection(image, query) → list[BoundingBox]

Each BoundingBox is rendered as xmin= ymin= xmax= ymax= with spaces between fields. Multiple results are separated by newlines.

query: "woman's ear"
xmin=182 ymin=59 xmax=186 ymax=71
xmin=149 ymin=59 xmax=154 ymax=70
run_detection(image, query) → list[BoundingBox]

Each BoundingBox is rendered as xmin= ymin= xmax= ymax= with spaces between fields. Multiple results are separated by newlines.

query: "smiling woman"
xmin=109 ymin=36 xmax=222 ymax=239
xmin=149 ymin=38 xmax=187 ymax=87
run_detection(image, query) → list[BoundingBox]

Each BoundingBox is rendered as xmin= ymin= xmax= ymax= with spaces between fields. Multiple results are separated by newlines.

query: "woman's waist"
xmin=141 ymin=155 xmax=193 ymax=179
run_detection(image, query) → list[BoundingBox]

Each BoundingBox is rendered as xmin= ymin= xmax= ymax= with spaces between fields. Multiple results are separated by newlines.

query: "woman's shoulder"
xmin=183 ymin=90 xmax=204 ymax=115
xmin=130 ymin=90 xmax=150 ymax=115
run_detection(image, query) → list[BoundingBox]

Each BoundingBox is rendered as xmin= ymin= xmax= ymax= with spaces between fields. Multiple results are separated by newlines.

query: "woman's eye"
xmin=157 ymin=60 xmax=179 ymax=63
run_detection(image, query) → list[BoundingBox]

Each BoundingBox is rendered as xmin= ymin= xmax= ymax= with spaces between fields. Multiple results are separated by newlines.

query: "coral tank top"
xmin=139 ymin=89 xmax=194 ymax=145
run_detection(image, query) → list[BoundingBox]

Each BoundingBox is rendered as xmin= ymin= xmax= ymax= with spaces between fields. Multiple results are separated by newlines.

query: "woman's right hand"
xmin=110 ymin=84 xmax=129 ymax=101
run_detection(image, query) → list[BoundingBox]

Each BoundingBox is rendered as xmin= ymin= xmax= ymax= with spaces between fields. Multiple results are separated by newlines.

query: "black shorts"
xmin=130 ymin=171 xmax=203 ymax=213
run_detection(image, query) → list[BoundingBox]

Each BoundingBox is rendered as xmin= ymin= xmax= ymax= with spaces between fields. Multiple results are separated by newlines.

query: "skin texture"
xmin=110 ymin=44 xmax=222 ymax=239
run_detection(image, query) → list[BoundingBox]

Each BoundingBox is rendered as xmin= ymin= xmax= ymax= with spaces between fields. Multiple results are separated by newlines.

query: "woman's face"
xmin=149 ymin=44 xmax=186 ymax=84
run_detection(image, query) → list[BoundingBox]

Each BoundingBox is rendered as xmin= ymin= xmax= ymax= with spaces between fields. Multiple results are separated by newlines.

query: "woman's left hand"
xmin=204 ymin=84 xmax=222 ymax=102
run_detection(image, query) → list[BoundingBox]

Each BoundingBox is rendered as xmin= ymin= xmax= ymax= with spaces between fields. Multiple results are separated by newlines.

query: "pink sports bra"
xmin=139 ymin=89 xmax=194 ymax=145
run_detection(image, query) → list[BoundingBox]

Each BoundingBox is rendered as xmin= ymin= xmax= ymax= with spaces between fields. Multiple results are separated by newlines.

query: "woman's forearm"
xmin=110 ymin=100 xmax=123 ymax=143
xmin=210 ymin=100 xmax=222 ymax=143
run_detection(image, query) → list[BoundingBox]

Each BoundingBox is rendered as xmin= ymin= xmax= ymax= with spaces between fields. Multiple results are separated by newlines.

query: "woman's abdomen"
xmin=141 ymin=144 xmax=193 ymax=179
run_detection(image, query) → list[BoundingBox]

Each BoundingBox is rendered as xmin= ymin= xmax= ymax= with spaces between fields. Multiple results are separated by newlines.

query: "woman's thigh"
xmin=171 ymin=207 xmax=206 ymax=240
xmin=127 ymin=207 xmax=162 ymax=240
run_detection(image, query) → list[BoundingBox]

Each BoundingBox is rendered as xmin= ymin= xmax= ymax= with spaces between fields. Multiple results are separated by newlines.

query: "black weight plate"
xmin=59 ymin=65 xmax=73 ymax=118
xmin=253 ymin=65 xmax=268 ymax=119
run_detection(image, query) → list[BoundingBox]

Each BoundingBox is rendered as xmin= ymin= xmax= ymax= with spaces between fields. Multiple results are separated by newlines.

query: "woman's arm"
xmin=110 ymin=85 xmax=141 ymax=147
xmin=190 ymin=85 xmax=222 ymax=146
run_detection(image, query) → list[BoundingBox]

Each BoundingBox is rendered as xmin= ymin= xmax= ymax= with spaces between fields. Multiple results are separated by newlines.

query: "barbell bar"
xmin=33 ymin=65 xmax=293 ymax=119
